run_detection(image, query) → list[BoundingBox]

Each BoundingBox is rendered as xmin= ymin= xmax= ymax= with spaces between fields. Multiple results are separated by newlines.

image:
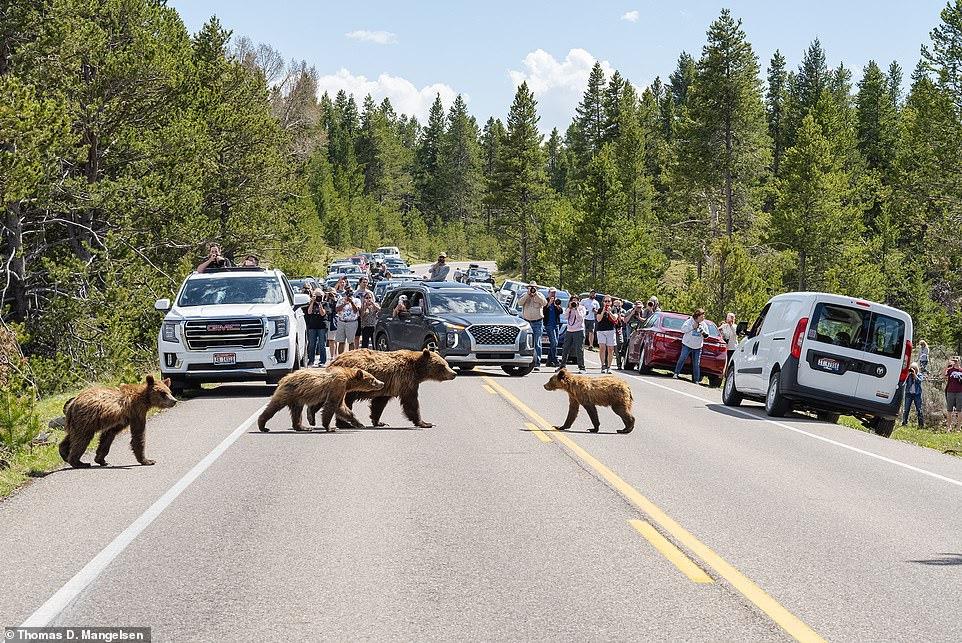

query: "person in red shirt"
xmin=946 ymin=356 xmax=962 ymax=432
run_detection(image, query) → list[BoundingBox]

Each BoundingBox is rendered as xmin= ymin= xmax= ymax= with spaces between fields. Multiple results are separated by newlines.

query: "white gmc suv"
xmin=155 ymin=267 xmax=308 ymax=393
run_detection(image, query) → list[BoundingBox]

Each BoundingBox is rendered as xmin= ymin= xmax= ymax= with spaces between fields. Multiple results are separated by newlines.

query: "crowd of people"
xmin=298 ymin=275 xmax=382 ymax=367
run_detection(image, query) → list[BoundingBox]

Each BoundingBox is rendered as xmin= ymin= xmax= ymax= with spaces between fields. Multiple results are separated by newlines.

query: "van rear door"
xmin=798 ymin=301 xmax=909 ymax=402
xmin=852 ymin=309 xmax=909 ymax=405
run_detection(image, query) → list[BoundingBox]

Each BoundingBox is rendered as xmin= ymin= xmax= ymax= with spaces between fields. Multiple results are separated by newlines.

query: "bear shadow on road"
xmin=181 ymin=384 xmax=276 ymax=400
xmin=32 ymin=463 xmax=142 ymax=477
xmin=908 ymin=553 xmax=962 ymax=566
xmin=250 ymin=425 xmax=422 ymax=435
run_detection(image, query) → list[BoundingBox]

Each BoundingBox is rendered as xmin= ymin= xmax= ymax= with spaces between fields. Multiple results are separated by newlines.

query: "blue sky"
xmin=169 ymin=1 xmax=948 ymax=134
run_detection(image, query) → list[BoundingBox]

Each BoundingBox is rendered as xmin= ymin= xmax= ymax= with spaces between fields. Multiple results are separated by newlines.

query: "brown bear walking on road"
xmin=59 ymin=375 xmax=177 ymax=468
xmin=314 ymin=349 xmax=457 ymax=428
xmin=544 ymin=368 xmax=635 ymax=434
xmin=258 ymin=366 xmax=385 ymax=432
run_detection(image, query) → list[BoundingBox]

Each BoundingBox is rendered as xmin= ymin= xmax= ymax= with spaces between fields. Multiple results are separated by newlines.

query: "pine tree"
xmin=577 ymin=143 xmax=625 ymax=284
xmin=772 ymin=114 xmax=853 ymax=290
xmin=612 ymin=84 xmax=653 ymax=221
xmin=415 ymin=94 xmax=445 ymax=221
xmin=544 ymin=127 xmax=570 ymax=195
xmin=669 ymin=52 xmax=696 ymax=108
xmin=856 ymin=61 xmax=899 ymax=173
xmin=767 ymin=50 xmax=789 ymax=177
xmin=438 ymin=94 xmax=482 ymax=223
xmin=568 ymin=61 xmax=607 ymax=179
xmin=486 ymin=82 xmax=545 ymax=280
xmin=678 ymin=9 xmax=771 ymax=242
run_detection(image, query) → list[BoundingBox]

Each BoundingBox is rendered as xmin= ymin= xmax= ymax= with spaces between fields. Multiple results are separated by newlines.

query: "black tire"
xmin=816 ymin=411 xmax=840 ymax=424
xmin=721 ymin=368 xmax=743 ymax=406
xmin=375 ymin=333 xmax=390 ymax=352
xmin=164 ymin=375 xmax=186 ymax=396
xmin=765 ymin=371 xmax=792 ymax=417
xmin=423 ymin=337 xmax=439 ymax=352
xmin=873 ymin=417 xmax=897 ymax=437
xmin=502 ymin=364 xmax=534 ymax=377
xmin=456 ymin=365 xmax=476 ymax=371
xmin=637 ymin=346 xmax=652 ymax=374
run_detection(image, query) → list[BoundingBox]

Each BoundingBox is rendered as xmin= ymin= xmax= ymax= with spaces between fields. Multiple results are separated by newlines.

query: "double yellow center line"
xmin=481 ymin=375 xmax=824 ymax=643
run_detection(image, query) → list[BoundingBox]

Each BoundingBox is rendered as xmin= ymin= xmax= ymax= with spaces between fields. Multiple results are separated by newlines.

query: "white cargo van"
xmin=375 ymin=246 xmax=401 ymax=259
xmin=722 ymin=292 xmax=913 ymax=436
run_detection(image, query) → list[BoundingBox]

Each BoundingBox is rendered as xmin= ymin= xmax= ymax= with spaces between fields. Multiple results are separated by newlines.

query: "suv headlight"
xmin=162 ymin=322 xmax=179 ymax=343
xmin=442 ymin=322 xmax=465 ymax=349
xmin=525 ymin=330 xmax=533 ymax=350
xmin=269 ymin=316 xmax=289 ymax=339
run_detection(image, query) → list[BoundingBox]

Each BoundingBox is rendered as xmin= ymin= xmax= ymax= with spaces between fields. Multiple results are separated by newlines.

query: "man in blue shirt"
xmin=543 ymin=287 xmax=564 ymax=367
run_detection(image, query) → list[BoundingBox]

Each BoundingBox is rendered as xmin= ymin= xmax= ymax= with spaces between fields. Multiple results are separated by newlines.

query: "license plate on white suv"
xmin=213 ymin=353 xmax=236 ymax=366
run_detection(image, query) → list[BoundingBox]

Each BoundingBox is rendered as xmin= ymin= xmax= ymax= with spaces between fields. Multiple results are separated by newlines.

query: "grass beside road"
xmin=0 ymin=391 xmax=75 ymax=499
xmin=840 ymin=415 xmax=962 ymax=454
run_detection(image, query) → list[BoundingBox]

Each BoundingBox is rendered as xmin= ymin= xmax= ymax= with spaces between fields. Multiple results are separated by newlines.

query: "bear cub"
xmin=59 ymin=375 xmax=177 ymax=468
xmin=544 ymin=368 xmax=634 ymax=434
xmin=258 ymin=366 xmax=385 ymax=432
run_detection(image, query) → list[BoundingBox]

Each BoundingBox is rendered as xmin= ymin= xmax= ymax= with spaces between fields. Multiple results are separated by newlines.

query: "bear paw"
xmin=68 ymin=460 xmax=91 ymax=468
xmin=139 ymin=459 xmax=156 ymax=466
xmin=415 ymin=421 xmax=434 ymax=428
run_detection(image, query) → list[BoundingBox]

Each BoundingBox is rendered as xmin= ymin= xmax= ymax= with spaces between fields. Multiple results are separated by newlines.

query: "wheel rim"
xmin=725 ymin=371 xmax=734 ymax=398
xmin=424 ymin=339 xmax=439 ymax=352
xmin=376 ymin=335 xmax=389 ymax=351
xmin=767 ymin=375 xmax=778 ymax=408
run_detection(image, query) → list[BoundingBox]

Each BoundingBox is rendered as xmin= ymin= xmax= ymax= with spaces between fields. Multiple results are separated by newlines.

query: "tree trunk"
xmin=3 ymin=202 xmax=28 ymax=322
xmin=725 ymin=111 xmax=734 ymax=239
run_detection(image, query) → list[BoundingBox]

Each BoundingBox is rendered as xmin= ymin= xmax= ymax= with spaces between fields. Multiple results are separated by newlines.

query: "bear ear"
xmin=420 ymin=348 xmax=432 ymax=359
xmin=558 ymin=368 xmax=569 ymax=379
xmin=163 ymin=378 xmax=171 ymax=387
xmin=145 ymin=374 xmax=155 ymax=386
xmin=354 ymin=369 xmax=365 ymax=380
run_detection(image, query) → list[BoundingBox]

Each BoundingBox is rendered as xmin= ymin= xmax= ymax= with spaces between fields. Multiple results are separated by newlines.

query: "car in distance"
xmin=375 ymin=246 xmax=402 ymax=259
xmin=624 ymin=311 xmax=727 ymax=386
xmin=155 ymin=267 xmax=309 ymax=392
xmin=722 ymin=292 xmax=913 ymax=437
xmin=462 ymin=264 xmax=495 ymax=286
xmin=375 ymin=281 xmax=536 ymax=376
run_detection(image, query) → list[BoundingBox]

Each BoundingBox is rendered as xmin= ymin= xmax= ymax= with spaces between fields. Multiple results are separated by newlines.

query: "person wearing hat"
xmin=519 ymin=282 xmax=548 ymax=371
xmin=427 ymin=252 xmax=451 ymax=281
xmin=647 ymin=296 xmax=661 ymax=316
xmin=304 ymin=288 xmax=329 ymax=366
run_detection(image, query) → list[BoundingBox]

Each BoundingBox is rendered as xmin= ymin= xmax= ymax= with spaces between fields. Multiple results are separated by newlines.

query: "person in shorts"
xmin=335 ymin=287 xmax=361 ymax=353
xmin=583 ymin=290 xmax=599 ymax=350
xmin=945 ymin=356 xmax=962 ymax=432
xmin=595 ymin=296 xmax=619 ymax=373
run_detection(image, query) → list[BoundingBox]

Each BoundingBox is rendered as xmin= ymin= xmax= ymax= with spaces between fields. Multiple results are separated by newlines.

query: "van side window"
xmin=748 ymin=304 xmax=770 ymax=338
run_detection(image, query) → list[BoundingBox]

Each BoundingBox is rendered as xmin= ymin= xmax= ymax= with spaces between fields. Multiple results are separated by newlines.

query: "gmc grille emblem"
xmin=207 ymin=323 xmax=240 ymax=332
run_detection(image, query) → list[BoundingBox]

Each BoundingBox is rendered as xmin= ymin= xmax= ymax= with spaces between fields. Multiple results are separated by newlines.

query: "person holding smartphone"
xmin=197 ymin=242 xmax=233 ymax=273
xmin=304 ymin=289 xmax=328 ymax=366
xmin=946 ymin=356 xmax=962 ymax=432
xmin=519 ymin=282 xmax=547 ymax=371
xmin=596 ymin=296 xmax=619 ymax=373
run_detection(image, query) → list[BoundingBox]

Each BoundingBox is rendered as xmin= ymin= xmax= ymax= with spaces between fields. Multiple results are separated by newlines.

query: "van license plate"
xmin=816 ymin=357 xmax=841 ymax=373
xmin=213 ymin=353 xmax=236 ymax=366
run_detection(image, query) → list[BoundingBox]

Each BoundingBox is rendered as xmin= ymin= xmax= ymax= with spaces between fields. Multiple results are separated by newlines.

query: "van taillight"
xmin=790 ymin=318 xmax=808 ymax=359
xmin=900 ymin=340 xmax=913 ymax=382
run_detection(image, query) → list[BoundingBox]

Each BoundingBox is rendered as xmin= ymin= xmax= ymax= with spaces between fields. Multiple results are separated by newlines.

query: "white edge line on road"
xmin=21 ymin=404 xmax=266 ymax=627
xmin=579 ymin=354 xmax=962 ymax=489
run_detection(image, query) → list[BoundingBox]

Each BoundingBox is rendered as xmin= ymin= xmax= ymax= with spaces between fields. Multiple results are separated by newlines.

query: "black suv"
xmin=375 ymin=282 xmax=536 ymax=376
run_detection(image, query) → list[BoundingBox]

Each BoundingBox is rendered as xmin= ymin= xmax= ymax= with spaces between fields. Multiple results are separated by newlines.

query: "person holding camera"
xmin=304 ymin=289 xmax=329 ymax=367
xmin=595 ymin=296 xmax=619 ymax=373
xmin=673 ymin=308 xmax=710 ymax=384
xmin=426 ymin=252 xmax=451 ymax=281
xmin=543 ymin=288 xmax=564 ymax=368
xmin=519 ymin=283 xmax=548 ymax=371
xmin=197 ymin=243 xmax=233 ymax=273
xmin=559 ymin=295 xmax=587 ymax=373
xmin=335 ymin=287 xmax=361 ymax=353
xmin=902 ymin=362 xmax=924 ymax=427
xmin=583 ymin=290 xmax=600 ymax=350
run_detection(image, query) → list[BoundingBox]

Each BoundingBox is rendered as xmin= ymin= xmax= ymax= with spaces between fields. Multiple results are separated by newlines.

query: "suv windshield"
xmin=178 ymin=276 xmax=285 ymax=306
xmin=428 ymin=291 xmax=505 ymax=315
xmin=809 ymin=303 xmax=905 ymax=358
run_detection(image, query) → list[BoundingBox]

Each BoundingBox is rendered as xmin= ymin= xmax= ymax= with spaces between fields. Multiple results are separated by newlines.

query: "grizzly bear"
xmin=313 ymin=349 xmax=457 ymax=428
xmin=58 ymin=375 xmax=177 ymax=468
xmin=257 ymin=366 xmax=385 ymax=432
xmin=544 ymin=368 xmax=634 ymax=434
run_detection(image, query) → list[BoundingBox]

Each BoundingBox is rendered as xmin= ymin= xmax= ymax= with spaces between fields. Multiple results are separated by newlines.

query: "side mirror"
xmin=293 ymin=293 xmax=310 ymax=308
xmin=736 ymin=320 xmax=749 ymax=337
xmin=409 ymin=306 xmax=424 ymax=316
xmin=154 ymin=298 xmax=171 ymax=312
xmin=507 ymin=308 xmax=518 ymax=316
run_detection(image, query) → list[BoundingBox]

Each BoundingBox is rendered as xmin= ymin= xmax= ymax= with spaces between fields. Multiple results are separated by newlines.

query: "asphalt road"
xmin=3 ymin=352 xmax=962 ymax=641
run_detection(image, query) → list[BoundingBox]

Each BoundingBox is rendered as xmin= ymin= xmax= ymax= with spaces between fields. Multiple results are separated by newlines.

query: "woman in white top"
xmin=719 ymin=312 xmax=738 ymax=364
xmin=673 ymin=308 xmax=710 ymax=384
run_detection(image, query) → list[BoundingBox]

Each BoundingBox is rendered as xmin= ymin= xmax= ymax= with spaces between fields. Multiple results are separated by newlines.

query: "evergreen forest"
xmin=4 ymin=0 xmax=962 ymax=396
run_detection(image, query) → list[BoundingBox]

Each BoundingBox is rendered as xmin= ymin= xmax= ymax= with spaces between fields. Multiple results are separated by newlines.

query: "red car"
xmin=623 ymin=311 xmax=727 ymax=386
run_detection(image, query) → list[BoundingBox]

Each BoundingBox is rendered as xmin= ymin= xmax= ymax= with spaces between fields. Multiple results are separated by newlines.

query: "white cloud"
xmin=621 ymin=10 xmax=640 ymax=22
xmin=345 ymin=30 xmax=398 ymax=45
xmin=317 ymin=68 xmax=462 ymax=121
xmin=509 ymin=48 xmax=616 ymax=96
